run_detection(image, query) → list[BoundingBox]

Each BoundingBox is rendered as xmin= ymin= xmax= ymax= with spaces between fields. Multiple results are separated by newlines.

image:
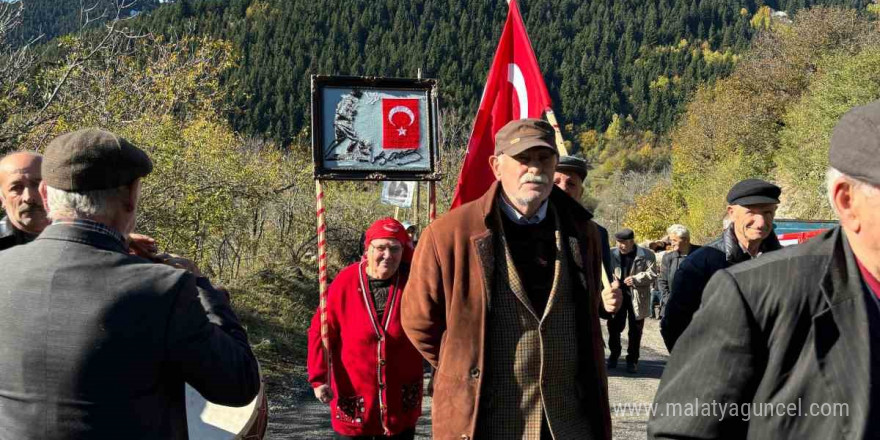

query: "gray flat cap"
xmin=44 ymin=128 xmax=153 ymax=191
xmin=830 ymin=99 xmax=880 ymax=186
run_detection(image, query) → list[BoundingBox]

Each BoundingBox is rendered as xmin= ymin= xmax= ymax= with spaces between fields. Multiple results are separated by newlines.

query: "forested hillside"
xmin=625 ymin=7 xmax=880 ymax=241
xmin=129 ymin=0 xmax=868 ymax=146
xmin=3 ymin=0 xmax=878 ymax=402
xmin=9 ymin=0 xmax=158 ymax=46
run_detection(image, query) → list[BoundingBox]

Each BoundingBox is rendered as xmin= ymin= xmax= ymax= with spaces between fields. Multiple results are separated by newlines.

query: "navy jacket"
xmin=660 ymin=225 xmax=781 ymax=351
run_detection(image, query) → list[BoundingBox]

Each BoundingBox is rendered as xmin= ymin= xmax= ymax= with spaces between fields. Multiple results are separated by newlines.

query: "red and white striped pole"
xmin=315 ymin=179 xmax=331 ymax=377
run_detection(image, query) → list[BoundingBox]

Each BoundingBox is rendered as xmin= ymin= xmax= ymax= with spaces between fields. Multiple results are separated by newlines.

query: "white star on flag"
xmin=397 ymin=127 xmax=407 ymax=136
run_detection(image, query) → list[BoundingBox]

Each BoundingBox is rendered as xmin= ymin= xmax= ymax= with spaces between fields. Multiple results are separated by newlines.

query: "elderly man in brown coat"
xmin=402 ymin=118 xmax=622 ymax=440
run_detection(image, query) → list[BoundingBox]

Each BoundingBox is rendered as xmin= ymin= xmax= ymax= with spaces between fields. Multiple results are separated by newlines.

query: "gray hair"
xmin=826 ymin=166 xmax=880 ymax=215
xmin=722 ymin=215 xmax=732 ymax=230
xmin=46 ymin=185 xmax=130 ymax=220
xmin=666 ymin=224 xmax=690 ymax=239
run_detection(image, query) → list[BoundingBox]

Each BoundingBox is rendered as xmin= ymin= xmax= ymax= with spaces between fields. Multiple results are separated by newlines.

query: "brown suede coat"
xmin=401 ymin=182 xmax=612 ymax=440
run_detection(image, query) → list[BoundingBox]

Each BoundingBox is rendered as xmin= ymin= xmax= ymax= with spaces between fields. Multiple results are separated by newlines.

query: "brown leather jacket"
xmin=401 ymin=182 xmax=612 ymax=440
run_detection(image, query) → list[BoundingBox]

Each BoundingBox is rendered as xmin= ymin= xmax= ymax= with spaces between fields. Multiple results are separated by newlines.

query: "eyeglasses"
xmin=371 ymin=244 xmax=403 ymax=254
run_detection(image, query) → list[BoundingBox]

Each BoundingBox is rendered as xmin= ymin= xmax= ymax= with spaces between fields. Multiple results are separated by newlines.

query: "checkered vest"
xmin=475 ymin=205 xmax=595 ymax=439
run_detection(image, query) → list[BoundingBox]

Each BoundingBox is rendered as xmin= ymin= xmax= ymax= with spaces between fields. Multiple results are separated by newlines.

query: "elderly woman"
xmin=308 ymin=218 xmax=423 ymax=439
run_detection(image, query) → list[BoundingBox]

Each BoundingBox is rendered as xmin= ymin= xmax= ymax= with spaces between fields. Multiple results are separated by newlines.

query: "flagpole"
xmin=545 ymin=109 xmax=569 ymax=156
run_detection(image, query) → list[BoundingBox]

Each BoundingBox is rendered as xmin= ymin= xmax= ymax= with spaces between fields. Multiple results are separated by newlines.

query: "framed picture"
xmin=311 ymin=75 xmax=442 ymax=181
xmin=380 ymin=181 xmax=416 ymax=207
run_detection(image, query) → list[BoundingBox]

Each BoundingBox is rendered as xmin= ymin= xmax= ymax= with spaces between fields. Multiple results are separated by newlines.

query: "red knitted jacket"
xmin=308 ymin=262 xmax=424 ymax=436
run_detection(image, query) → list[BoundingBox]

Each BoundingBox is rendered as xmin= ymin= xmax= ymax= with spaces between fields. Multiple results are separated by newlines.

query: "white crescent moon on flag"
xmin=508 ymin=63 xmax=529 ymax=120
xmin=388 ymin=105 xmax=416 ymax=126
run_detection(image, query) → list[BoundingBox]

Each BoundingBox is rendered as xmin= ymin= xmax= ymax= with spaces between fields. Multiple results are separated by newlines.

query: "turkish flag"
xmin=382 ymin=98 xmax=420 ymax=149
xmin=450 ymin=0 xmax=553 ymax=208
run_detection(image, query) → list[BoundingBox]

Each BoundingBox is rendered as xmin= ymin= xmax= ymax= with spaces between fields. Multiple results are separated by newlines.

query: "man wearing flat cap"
xmin=0 ymin=151 xmax=157 ymax=254
xmin=554 ymin=155 xmax=613 ymax=285
xmin=0 ymin=128 xmax=260 ymax=439
xmin=607 ymin=228 xmax=656 ymax=373
xmin=660 ymin=178 xmax=783 ymax=351
xmin=649 ymin=100 xmax=880 ymax=439
xmin=403 ymin=118 xmax=621 ymax=440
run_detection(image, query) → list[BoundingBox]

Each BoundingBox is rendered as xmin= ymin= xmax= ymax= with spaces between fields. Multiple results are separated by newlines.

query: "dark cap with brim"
xmin=44 ymin=128 xmax=153 ymax=191
xmin=614 ymin=228 xmax=635 ymax=241
xmin=556 ymin=155 xmax=589 ymax=180
xmin=726 ymin=178 xmax=781 ymax=206
xmin=494 ymin=118 xmax=557 ymax=156
xmin=830 ymin=99 xmax=880 ymax=186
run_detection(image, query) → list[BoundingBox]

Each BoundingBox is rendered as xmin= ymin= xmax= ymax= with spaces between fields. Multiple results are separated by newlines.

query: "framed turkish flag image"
xmin=311 ymin=75 xmax=441 ymax=181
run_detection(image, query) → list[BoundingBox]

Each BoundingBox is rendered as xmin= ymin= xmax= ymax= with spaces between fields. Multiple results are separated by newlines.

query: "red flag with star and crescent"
xmin=382 ymin=98 xmax=420 ymax=149
xmin=450 ymin=0 xmax=553 ymax=208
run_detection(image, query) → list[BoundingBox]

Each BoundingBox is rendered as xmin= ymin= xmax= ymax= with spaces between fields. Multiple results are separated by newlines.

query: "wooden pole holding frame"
xmin=315 ymin=180 xmax=331 ymax=380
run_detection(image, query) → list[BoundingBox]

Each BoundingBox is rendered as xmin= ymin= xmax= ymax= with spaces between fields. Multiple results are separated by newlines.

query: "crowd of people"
xmin=306 ymin=100 xmax=880 ymax=440
xmin=1 ymin=101 xmax=879 ymax=439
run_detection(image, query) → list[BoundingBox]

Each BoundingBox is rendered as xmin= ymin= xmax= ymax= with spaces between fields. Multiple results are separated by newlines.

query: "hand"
xmin=128 ymin=233 xmax=158 ymax=259
xmin=313 ymin=384 xmax=334 ymax=404
xmin=155 ymin=253 xmax=203 ymax=277
xmin=602 ymin=280 xmax=623 ymax=314
xmin=624 ymin=276 xmax=635 ymax=287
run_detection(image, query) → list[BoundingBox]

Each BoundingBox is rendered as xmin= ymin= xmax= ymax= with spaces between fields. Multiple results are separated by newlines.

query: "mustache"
xmin=17 ymin=202 xmax=45 ymax=214
xmin=519 ymin=173 xmax=549 ymax=185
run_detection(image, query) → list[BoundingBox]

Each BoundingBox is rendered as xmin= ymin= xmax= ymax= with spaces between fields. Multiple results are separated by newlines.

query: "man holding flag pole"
xmin=402 ymin=1 xmax=620 ymax=439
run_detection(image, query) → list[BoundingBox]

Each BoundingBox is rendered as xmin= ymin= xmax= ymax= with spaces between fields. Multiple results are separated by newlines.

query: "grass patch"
xmin=228 ymin=264 xmax=318 ymax=389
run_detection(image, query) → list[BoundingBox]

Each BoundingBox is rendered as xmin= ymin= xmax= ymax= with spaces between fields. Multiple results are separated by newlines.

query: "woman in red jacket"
xmin=308 ymin=218 xmax=423 ymax=439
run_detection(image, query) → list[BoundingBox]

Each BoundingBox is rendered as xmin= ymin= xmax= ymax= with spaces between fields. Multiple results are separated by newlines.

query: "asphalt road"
xmin=267 ymin=317 xmax=668 ymax=439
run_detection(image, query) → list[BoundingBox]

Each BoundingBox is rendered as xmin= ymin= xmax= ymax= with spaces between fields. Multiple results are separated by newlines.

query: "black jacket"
xmin=0 ymin=216 xmax=36 ymax=251
xmin=0 ymin=223 xmax=260 ymax=439
xmin=660 ymin=225 xmax=781 ymax=351
xmin=657 ymin=245 xmax=701 ymax=317
xmin=650 ymin=227 xmax=876 ymax=439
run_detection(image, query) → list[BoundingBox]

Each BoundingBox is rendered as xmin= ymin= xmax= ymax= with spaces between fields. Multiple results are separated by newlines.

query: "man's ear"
xmin=37 ymin=181 xmax=47 ymax=212
xmin=488 ymin=155 xmax=503 ymax=181
xmin=832 ymin=178 xmax=859 ymax=233
xmin=123 ymin=179 xmax=142 ymax=214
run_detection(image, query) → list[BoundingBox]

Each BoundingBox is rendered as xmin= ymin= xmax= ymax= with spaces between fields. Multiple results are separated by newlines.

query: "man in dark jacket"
xmin=649 ymin=99 xmax=880 ymax=439
xmin=660 ymin=179 xmax=782 ymax=351
xmin=0 ymin=152 xmax=48 ymax=250
xmin=0 ymin=129 xmax=260 ymax=439
xmin=608 ymin=228 xmax=657 ymax=373
xmin=657 ymin=224 xmax=699 ymax=319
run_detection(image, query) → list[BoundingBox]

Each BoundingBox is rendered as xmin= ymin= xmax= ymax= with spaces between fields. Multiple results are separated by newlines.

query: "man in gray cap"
xmin=660 ymin=178 xmax=783 ymax=351
xmin=403 ymin=118 xmax=621 ymax=440
xmin=649 ymin=100 xmax=880 ymax=439
xmin=0 ymin=152 xmax=49 ymax=250
xmin=0 ymin=128 xmax=260 ymax=439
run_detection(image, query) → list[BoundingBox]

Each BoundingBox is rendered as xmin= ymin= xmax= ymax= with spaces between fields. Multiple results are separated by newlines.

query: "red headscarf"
xmin=363 ymin=217 xmax=414 ymax=264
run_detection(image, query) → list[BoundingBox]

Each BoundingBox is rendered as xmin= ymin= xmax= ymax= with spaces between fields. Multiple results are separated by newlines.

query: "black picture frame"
xmin=311 ymin=75 xmax=442 ymax=181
